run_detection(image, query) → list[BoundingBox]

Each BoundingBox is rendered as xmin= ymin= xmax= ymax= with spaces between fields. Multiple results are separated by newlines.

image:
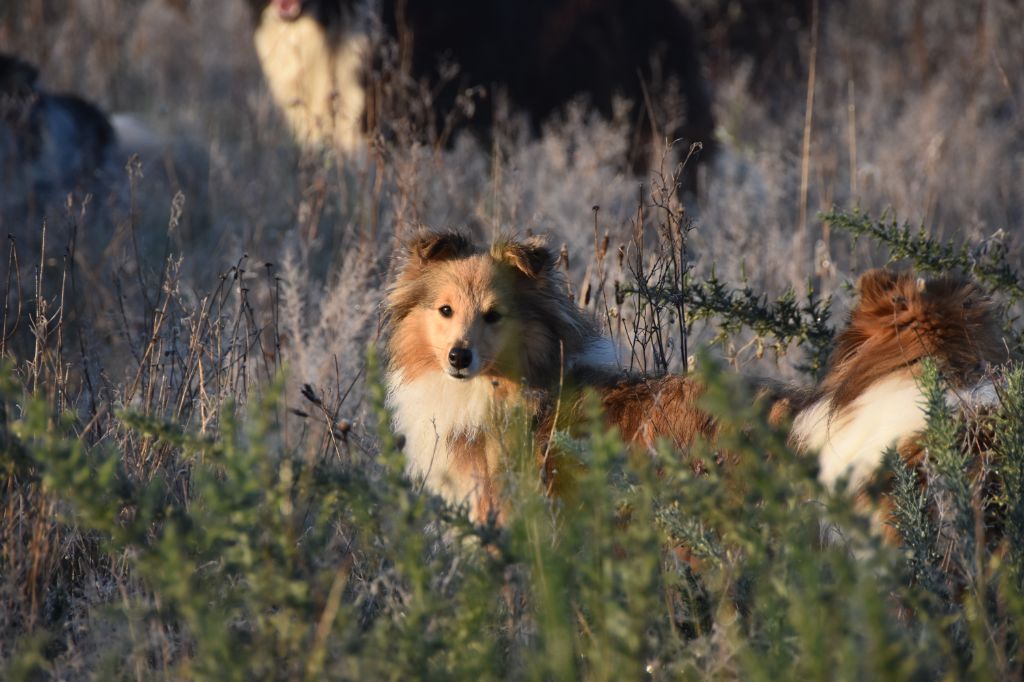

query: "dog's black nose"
xmin=448 ymin=347 xmax=473 ymax=370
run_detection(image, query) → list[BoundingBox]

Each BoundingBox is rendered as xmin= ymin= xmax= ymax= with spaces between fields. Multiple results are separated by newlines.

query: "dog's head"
xmin=387 ymin=231 xmax=584 ymax=383
xmin=821 ymin=268 xmax=1005 ymax=408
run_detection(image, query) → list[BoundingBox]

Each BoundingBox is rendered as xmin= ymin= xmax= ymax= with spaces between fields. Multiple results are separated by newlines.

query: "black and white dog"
xmin=246 ymin=0 xmax=716 ymax=172
xmin=0 ymin=53 xmax=116 ymax=210
xmin=0 ymin=52 xmax=208 ymax=237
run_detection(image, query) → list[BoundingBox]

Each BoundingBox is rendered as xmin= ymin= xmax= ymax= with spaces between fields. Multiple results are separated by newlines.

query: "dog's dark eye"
xmin=483 ymin=309 xmax=502 ymax=324
xmin=439 ymin=305 xmax=453 ymax=318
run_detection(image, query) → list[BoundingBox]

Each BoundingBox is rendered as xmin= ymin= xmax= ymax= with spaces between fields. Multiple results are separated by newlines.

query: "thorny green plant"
xmin=5 ymin=208 xmax=1024 ymax=679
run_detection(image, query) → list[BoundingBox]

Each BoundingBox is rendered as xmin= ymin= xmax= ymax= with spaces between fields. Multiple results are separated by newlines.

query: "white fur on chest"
xmin=792 ymin=373 xmax=998 ymax=492
xmin=385 ymin=340 xmax=618 ymax=505
xmin=386 ymin=370 xmax=503 ymax=500
xmin=792 ymin=374 xmax=929 ymax=491
xmin=254 ymin=8 xmax=367 ymax=151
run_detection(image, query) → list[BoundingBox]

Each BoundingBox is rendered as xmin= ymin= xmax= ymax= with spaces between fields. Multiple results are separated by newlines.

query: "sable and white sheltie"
xmin=384 ymin=231 xmax=717 ymax=523
xmin=791 ymin=268 xmax=1006 ymax=540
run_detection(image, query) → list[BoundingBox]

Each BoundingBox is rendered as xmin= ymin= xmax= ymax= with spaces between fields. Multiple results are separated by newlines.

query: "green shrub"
xmin=4 ymin=210 xmax=1024 ymax=679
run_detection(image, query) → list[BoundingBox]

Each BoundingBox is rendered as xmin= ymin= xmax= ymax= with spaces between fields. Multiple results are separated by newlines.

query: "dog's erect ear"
xmin=408 ymin=231 xmax=474 ymax=264
xmin=493 ymin=236 xmax=554 ymax=279
xmin=389 ymin=231 xmax=473 ymax=319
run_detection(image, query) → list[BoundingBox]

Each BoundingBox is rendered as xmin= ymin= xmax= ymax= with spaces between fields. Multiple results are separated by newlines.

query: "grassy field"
xmin=3 ymin=0 xmax=1024 ymax=678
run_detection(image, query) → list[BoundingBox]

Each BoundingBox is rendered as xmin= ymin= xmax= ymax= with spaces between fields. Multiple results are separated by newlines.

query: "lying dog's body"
xmin=247 ymin=0 xmax=715 ymax=172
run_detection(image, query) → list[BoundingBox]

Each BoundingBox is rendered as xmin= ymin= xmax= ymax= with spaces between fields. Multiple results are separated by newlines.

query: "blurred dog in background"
xmin=0 ymin=52 xmax=208 ymax=238
xmin=246 ymin=0 xmax=716 ymax=175
xmin=0 ymin=53 xmax=116 ymax=213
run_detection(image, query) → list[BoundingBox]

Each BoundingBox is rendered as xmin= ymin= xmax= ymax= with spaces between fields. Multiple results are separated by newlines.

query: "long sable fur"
xmin=386 ymin=230 xmax=600 ymax=386
xmin=800 ymin=268 xmax=1007 ymax=546
xmin=819 ymin=269 xmax=1004 ymax=410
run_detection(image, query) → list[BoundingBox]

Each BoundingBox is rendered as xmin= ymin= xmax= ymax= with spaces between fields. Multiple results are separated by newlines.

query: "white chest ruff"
xmin=386 ymin=371 xmax=503 ymax=502
xmin=792 ymin=374 xmax=929 ymax=491
xmin=792 ymin=373 xmax=998 ymax=492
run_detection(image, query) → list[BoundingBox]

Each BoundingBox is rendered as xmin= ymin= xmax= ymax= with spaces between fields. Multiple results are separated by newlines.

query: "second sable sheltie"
xmin=385 ymin=231 xmax=717 ymax=523
xmin=791 ymin=268 xmax=1007 ymax=541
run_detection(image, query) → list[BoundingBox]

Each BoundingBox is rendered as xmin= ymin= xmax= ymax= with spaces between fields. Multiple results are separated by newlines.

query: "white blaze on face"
xmin=425 ymin=266 xmax=507 ymax=380
xmin=253 ymin=5 xmax=368 ymax=152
